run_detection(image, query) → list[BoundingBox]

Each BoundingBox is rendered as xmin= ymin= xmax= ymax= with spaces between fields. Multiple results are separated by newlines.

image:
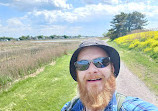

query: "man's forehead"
xmin=77 ymin=46 xmax=109 ymax=59
xmin=80 ymin=46 xmax=108 ymax=53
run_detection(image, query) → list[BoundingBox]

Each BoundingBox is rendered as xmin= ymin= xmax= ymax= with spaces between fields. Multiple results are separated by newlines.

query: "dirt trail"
xmin=116 ymin=61 xmax=158 ymax=107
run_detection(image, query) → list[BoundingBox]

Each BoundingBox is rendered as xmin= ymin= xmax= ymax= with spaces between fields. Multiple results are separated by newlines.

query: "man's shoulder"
xmin=61 ymin=96 xmax=81 ymax=111
xmin=121 ymin=96 xmax=158 ymax=110
xmin=61 ymin=101 xmax=71 ymax=111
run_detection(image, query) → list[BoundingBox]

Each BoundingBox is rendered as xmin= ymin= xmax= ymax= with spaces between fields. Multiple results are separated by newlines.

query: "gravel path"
xmin=116 ymin=61 xmax=158 ymax=107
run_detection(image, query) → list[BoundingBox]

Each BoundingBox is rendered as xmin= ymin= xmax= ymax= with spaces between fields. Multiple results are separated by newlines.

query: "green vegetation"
xmin=108 ymin=40 xmax=158 ymax=96
xmin=105 ymin=11 xmax=148 ymax=40
xmin=0 ymin=37 xmax=14 ymax=41
xmin=63 ymin=35 xmax=69 ymax=39
xmin=0 ymin=35 xmax=91 ymax=41
xmin=0 ymin=54 xmax=77 ymax=111
xmin=19 ymin=36 xmax=31 ymax=40
xmin=114 ymin=31 xmax=158 ymax=61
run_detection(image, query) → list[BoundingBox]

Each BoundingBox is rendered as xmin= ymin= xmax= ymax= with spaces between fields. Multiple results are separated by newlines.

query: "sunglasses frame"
xmin=74 ymin=57 xmax=110 ymax=71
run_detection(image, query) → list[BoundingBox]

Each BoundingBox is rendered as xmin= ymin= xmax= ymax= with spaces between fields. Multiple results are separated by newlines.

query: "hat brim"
xmin=70 ymin=45 xmax=120 ymax=81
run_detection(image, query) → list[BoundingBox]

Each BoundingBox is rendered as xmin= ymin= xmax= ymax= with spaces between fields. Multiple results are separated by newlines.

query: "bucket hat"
xmin=70 ymin=39 xmax=120 ymax=81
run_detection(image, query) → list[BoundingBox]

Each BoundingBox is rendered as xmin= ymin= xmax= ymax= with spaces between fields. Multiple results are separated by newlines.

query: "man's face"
xmin=77 ymin=46 xmax=114 ymax=92
xmin=76 ymin=46 xmax=116 ymax=110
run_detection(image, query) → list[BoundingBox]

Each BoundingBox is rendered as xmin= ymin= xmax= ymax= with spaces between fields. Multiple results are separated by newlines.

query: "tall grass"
xmin=0 ymin=40 xmax=79 ymax=89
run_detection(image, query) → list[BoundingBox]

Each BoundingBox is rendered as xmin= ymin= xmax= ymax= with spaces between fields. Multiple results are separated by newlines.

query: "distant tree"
xmin=106 ymin=29 xmax=118 ymax=40
xmin=63 ymin=35 xmax=69 ymax=39
xmin=106 ymin=11 xmax=148 ymax=40
xmin=78 ymin=35 xmax=81 ymax=38
xmin=0 ymin=37 xmax=14 ymax=41
xmin=126 ymin=11 xmax=148 ymax=32
xmin=37 ymin=35 xmax=44 ymax=40
xmin=19 ymin=36 xmax=30 ymax=40
xmin=102 ymin=32 xmax=106 ymax=37
xmin=110 ymin=12 xmax=128 ymax=39
xmin=49 ymin=35 xmax=56 ymax=39
xmin=26 ymin=35 xmax=31 ymax=40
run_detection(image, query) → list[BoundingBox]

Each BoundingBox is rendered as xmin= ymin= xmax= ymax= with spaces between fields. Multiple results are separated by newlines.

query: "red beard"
xmin=77 ymin=74 xmax=116 ymax=111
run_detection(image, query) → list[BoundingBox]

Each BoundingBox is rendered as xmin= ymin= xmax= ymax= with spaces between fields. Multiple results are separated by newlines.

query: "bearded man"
xmin=61 ymin=39 xmax=158 ymax=111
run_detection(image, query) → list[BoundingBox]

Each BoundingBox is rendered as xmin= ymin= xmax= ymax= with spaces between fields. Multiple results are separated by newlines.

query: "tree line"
xmin=0 ymin=35 xmax=83 ymax=41
xmin=105 ymin=11 xmax=148 ymax=40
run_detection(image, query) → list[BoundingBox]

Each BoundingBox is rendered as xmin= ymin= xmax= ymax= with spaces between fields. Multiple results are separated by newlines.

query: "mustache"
xmin=83 ymin=74 xmax=105 ymax=81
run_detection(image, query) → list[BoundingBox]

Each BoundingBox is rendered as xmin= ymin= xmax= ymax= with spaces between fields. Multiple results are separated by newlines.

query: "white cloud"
xmin=29 ymin=2 xmax=156 ymax=24
xmin=0 ymin=2 xmax=10 ymax=6
xmin=116 ymin=2 xmax=158 ymax=19
xmin=0 ymin=17 xmax=33 ymax=37
xmin=83 ymin=0 xmax=118 ymax=5
xmin=0 ymin=25 xmax=32 ymax=37
xmin=73 ymin=4 xmax=118 ymax=20
xmin=7 ymin=18 xmax=24 ymax=27
xmin=53 ymin=0 xmax=72 ymax=9
xmin=102 ymin=0 xmax=118 ymax=5
xmin=0 ymin=15 xmax=83 ymax=37
xmin=114 ymin=2 xmax=146 ymax=13
xmin=4 ymin=1 xmax=158 ymax=26
xmin=27 ymin=3 xmax=119 ymax=24
xmin=3 ymin=0 xmax=72 ymax=11
xmin=28 ymin=10 xmax=62 ymax=23
xmin=143 ymin=5 xmax=158 ymax=17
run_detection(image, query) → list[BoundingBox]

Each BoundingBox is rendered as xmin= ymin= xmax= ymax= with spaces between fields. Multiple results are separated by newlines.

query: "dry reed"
xmin=0 ymin=40 xmax=79 ymax=88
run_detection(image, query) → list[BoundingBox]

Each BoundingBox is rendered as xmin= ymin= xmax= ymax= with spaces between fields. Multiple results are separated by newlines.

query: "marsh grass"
xmin=0 ymin=40 xmax=79 ymax=89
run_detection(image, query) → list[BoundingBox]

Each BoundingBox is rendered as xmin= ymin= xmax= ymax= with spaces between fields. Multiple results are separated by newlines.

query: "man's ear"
xmin=111 ymin=63 xmax=115 ymax=74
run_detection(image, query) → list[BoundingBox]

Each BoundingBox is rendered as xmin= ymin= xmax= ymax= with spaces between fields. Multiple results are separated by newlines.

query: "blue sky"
xmin=0 ymin=0 xmax=158 ymax=38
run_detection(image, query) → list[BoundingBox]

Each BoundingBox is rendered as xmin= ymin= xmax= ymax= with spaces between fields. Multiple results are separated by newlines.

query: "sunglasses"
xmin=74 ymin=57 xmax=110 ymax=71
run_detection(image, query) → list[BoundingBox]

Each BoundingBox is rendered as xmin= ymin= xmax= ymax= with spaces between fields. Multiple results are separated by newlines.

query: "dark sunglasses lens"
xmin=93 ymin=57 xmax=110 ymax=68
xmin=75 ymin=60 xmax=89 ymax=71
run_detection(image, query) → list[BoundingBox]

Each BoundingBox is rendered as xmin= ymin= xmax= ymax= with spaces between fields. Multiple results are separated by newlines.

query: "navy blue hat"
xmin=70 ymin=39 xmax=120 ymax=81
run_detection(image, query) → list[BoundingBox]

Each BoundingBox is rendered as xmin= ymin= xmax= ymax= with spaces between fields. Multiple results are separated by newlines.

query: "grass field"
xmin=0 ymin=54 xmax=77 ymax=111
xmin=0 ymin=40 xmax=79 ymax=89
xmin=107 ymin=40 xmax=158 ymax=96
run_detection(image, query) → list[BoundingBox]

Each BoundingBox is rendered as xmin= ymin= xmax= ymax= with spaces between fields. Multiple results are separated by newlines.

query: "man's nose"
xmin=87 ymin=62 xmax=98 ymax=74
